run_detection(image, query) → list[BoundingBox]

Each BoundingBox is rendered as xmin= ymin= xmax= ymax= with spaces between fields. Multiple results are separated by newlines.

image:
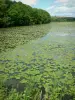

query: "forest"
xmin=0 ymin=0 xmax=51 ymax=28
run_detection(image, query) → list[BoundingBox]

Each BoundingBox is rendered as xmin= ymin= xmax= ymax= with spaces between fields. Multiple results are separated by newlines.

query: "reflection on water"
xmin=55 ymin=33 xmax=75 ymax=36
xmin=46 ymin=32 xmax=75 ymax=37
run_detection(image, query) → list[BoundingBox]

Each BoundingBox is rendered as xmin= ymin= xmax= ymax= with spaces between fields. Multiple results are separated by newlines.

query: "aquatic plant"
xmin=0 ymin=22 xmax=75 ymax=100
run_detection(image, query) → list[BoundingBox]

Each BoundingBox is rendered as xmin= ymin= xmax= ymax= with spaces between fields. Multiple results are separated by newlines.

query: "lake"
xmin=0 ymin=22 xmax=75 ymax=99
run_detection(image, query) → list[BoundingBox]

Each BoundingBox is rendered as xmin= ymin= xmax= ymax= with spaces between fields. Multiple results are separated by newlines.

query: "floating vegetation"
xmin=0 ymin=22 xmax=75 ymax=100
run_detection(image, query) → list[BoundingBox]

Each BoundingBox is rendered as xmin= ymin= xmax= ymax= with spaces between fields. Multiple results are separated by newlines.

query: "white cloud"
xmin=46 ymin=0 xmax=75 ymax=17
xmin=12 ymin=0 xmax=37 ymax=5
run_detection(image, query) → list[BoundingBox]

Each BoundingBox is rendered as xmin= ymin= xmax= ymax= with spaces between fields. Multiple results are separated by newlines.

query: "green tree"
xmin=0 ymin=0 xmax=51 ymax=27
xmin=7 ymin=2 xmax=33 ymax=26
xmin=0 ymin=0 xmax=14 ymax=27
xmin=31 ymin=8 xmax=51 ymax=24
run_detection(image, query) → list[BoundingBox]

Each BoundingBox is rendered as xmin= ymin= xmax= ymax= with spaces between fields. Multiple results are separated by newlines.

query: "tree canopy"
xmin=0 ymin=0 xmax=51 ymax=27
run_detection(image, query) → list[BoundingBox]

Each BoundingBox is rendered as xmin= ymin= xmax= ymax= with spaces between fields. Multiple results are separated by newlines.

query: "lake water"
xmin=0 ymin=22 xmax=75 ymax=99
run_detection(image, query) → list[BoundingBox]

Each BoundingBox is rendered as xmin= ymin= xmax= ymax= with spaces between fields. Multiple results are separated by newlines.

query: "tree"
xmin=0 ymin=0 xmax=14 ymax=27
xmin=7 ymin=2 xmax=33 ymax=26
xmin=31 ymin=8 xmax=51 ymax=24
xmin=0 ymin=0 xmax=51 ymax=27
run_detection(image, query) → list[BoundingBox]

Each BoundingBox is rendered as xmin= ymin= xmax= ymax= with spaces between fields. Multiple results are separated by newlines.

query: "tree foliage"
xmin=0 ymin=0 xmax=15 ymax=27
xmin=31 ymin=8 xmax=51 ymax=24
xmin=8 ymin=2 xmax=33 ymax=26
xmin=0 ymin=0 xmax=51 ymax=27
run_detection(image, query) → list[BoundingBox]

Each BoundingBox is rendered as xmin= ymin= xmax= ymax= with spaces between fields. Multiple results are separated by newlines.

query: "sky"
xmin=12 ymin=0 xmax=75 ymax=17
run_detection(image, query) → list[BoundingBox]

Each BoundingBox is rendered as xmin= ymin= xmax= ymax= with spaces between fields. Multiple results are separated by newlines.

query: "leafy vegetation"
xmin=0 ymin=0 xmax=51 ymax=27
xmin=31 ymin=8 xmax=51 ymax=24
xmin=0 ymin=23 xmax=51 ymax=52
xmin=0 ymin=0 xmax=16 ymax=27
xmin=0 ymin=22 xmax=75 ymax=100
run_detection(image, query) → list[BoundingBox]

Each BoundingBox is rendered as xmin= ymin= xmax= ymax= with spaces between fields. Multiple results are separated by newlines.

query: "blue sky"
xmin=12 ymin=0 xmax=75 ymax=17
xmin=32 ymin=0 xmax=55 ymax=9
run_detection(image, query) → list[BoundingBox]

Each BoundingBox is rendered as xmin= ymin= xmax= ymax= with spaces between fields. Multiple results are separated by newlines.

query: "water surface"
xmin=0 ymin=22 xmax=75 ymax=99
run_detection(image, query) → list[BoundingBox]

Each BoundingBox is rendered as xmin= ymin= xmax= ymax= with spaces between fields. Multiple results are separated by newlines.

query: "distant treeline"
xmin=51 ymin=16 xmax=75 ymax=22
xmin=0 ymin=0 xmax=51 ymax=27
